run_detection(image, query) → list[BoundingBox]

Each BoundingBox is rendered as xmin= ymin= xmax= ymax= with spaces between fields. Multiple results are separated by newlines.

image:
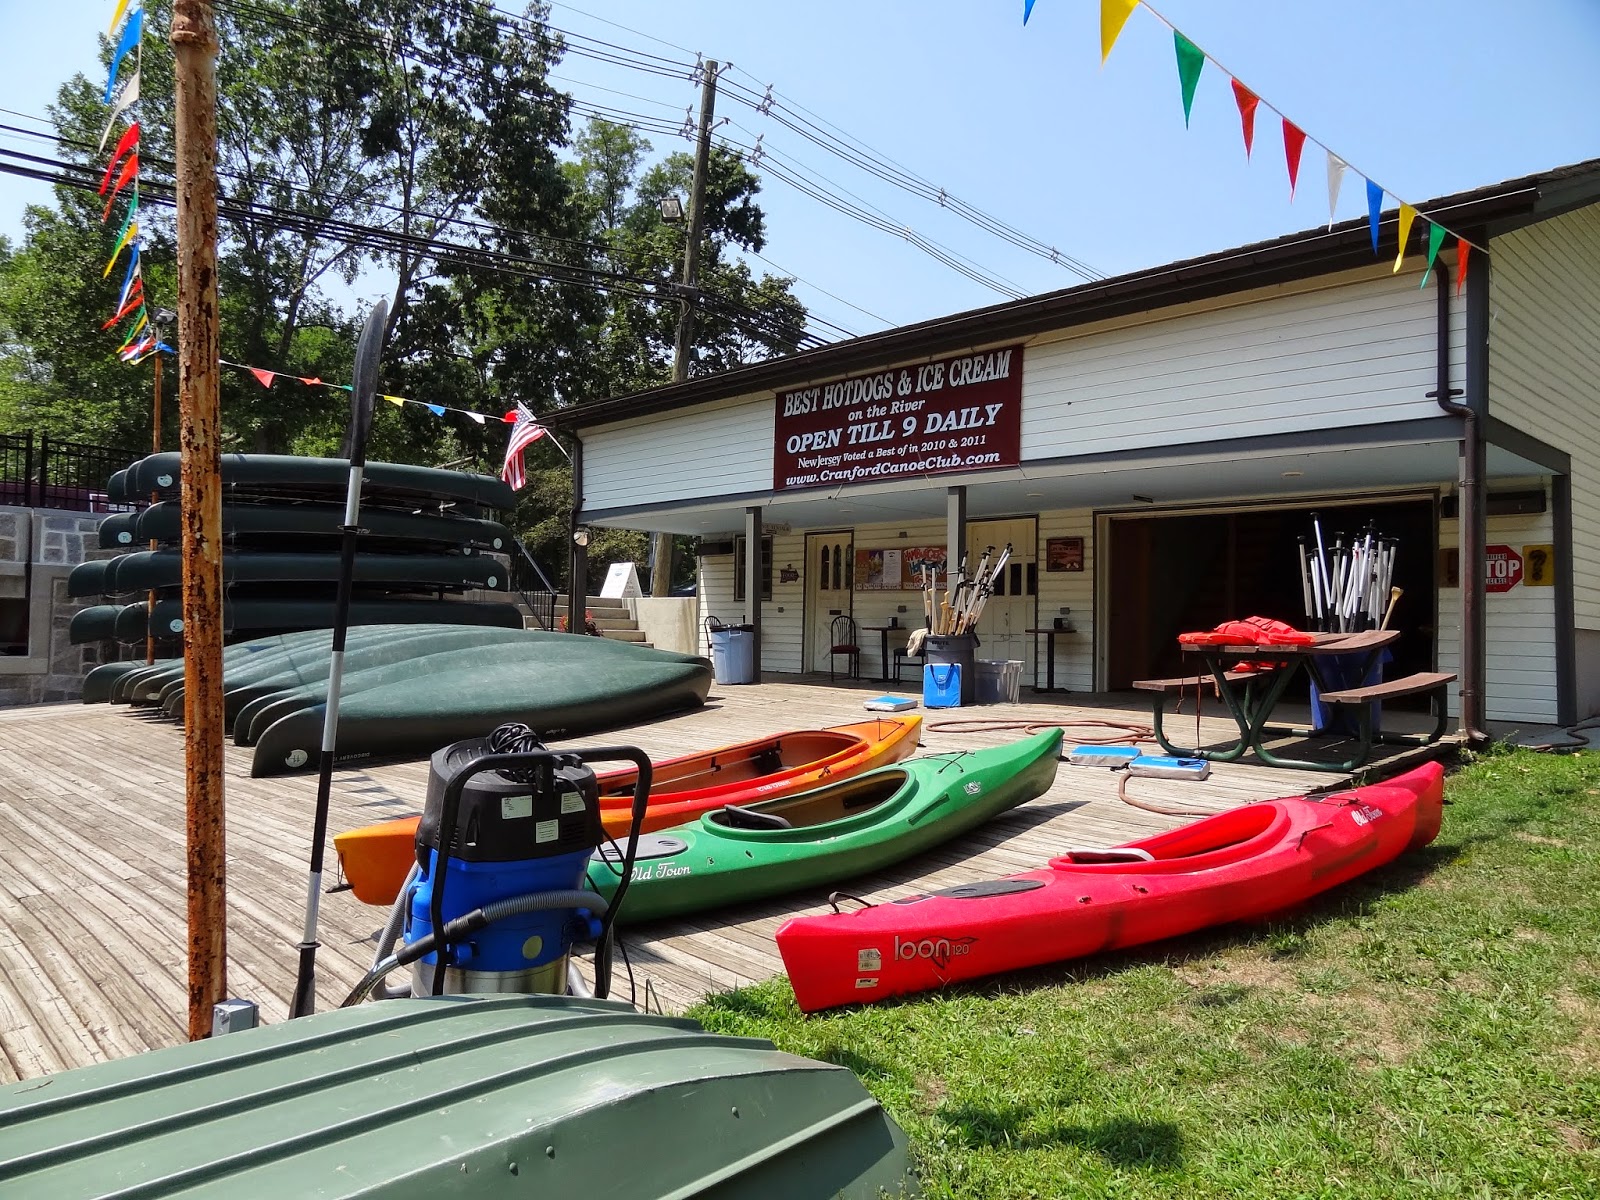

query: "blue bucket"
xmin=1311 ymin=648 xmax=1393 ymax=736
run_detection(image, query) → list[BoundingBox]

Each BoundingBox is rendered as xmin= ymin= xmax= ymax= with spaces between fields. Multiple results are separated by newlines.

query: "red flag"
xmin=1456 ymin=240 xmax=1470 ymax=296
xmin=98 ymin=122 xmax=140 ymax=193
xmin=298 ymin=376 xmax=323 ymax=386
xmin=1282 ymin=119 xmax=1307 ymax=199
xmin=1231 ymin=80 xmax=1258 ymax=158
xmin=101 ymin=155 xmax=138 ymax=221
xmin=100 ymin=282 xmax=144 ymax=329
xmin=249 ymin=368 xmax=277 ymax=388
xmin=501 ymin=403 xmax=548 ymax=490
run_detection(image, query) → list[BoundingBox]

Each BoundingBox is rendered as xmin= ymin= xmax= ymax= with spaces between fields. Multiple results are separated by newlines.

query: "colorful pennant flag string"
xmin=1070 ymin=0 xmax=1486 ymax=281
xmin=98 ymin=3 xmax=152 ymax=355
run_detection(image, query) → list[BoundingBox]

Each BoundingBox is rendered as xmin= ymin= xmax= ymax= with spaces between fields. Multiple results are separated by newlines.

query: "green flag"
xmin=1421 ymin=222 xmax=1448 ymax=288
xmin=1175 ymin=33 xmax=1205 ymax=127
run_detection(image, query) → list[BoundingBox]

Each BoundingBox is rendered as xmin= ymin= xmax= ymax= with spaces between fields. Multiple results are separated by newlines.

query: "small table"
xmin=861 ymin=625 xmax=910 ymax=684
xmin=1162 ymin=630 xmax=1401 ymax=772
xmin=1025 ymin=627 xmax=1072 ymax=693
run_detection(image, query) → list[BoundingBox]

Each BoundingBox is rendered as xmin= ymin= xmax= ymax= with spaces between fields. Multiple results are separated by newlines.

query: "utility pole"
xmin=171 ymin=0 xmax=227 ymax=1041
xmin=651 ymin=58 xmax=719 ymax=597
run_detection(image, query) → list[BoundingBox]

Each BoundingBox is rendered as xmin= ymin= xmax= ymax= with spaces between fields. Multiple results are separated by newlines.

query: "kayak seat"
xmin=715 ymin=804 xmax=793 ymax=831
xmin=753 ymin=744 xmax=784 ymax=774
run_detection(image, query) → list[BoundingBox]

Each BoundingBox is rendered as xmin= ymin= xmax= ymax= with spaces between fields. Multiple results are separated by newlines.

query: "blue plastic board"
xmin=1128 ymin=754 xmax=1211 ymax=780
xmin=1066 ymin=746 xmax=1140 ymax=767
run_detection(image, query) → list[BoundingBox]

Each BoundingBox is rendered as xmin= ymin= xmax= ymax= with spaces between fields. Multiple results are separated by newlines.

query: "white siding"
xmin=1437 ymin=504 xmax=1559 ymax=724
xmin=695 ymin=531 xmax=807 ymax=675
xmin=584 ymin=396 xmax=774 ymax=511
xmin=1023 ymin=269 xmax=1463 ymax=459
xmin=1488 ymin=205 xmax=1600 ymax=627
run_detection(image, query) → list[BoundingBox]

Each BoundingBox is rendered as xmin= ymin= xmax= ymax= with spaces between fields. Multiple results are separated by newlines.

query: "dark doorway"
xmin=1105 ymin=499 xmax=1437 ymax=695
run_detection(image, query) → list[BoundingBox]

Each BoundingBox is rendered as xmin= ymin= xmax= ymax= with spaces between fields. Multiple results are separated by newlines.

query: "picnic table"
xmin=1134 ymin=629 xmax=1455 ymax=773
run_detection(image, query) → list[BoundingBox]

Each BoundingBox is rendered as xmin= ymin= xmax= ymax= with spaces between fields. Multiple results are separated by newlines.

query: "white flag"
xmin=98 ymin=72 xmax=141 ymax=151
xmin=1326 ymin=152 xmax=1348 ymax=231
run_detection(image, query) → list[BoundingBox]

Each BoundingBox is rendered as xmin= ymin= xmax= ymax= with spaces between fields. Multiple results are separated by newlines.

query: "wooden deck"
xmin=0 ymin=678 xmax=1452 ymax=1083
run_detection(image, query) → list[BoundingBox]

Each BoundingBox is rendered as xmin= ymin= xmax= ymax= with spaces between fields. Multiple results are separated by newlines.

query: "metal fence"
xmin=509 ymin=537 xmax=559 ymax=630
xmin=0 ymin=432 xmax=139 ymax=512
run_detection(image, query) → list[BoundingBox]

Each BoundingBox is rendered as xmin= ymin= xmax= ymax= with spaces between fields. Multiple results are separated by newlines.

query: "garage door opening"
xmin=1104 ymin=498 xmax=1437 ymax=696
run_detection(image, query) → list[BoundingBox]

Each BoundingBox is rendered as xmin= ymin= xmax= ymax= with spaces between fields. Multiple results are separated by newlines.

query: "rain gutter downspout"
xmin=567 ymin=432 xmax=586 ymax=637
xmin=1430 ymin=261 xmax=1490 ymax=744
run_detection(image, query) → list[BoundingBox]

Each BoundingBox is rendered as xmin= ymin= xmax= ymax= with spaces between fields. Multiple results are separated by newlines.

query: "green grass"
xmin=688 ymin=749 xmax=1600 ymax=1198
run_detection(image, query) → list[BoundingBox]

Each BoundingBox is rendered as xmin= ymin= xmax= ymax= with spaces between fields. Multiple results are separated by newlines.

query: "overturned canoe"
xmin=94 ymin=597 xmax=524 ymax=643
xmin=70 ymin=550 xmax=506 ymax=598
xmin=334 ymin=715 xmax=926 ymax=906
xmin=103 ymin=500 xmax=515 ymax=553
xmin=0 ymin=994 xmax=916 ymax=1199
xmin=115 ymin=452 xmax=515 ymax=510
xmin=776 ymin=761 xmax=1445 ymax=1012
xmin=587 ymin=729 xmax=1064 ymax=925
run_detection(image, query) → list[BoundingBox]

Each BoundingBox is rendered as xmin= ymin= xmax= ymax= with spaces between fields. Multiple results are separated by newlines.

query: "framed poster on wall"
xmin=1046 ymin=536 xmax=1085 ymax=572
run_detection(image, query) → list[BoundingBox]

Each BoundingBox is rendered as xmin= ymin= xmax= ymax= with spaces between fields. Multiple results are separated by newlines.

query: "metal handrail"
xmin=509 ymin=536 xmax=559 ymax=630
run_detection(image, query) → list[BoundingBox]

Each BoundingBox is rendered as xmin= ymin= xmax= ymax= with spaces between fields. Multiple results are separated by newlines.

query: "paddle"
xmin=290 ymin=299 xmax=387 ymax=1019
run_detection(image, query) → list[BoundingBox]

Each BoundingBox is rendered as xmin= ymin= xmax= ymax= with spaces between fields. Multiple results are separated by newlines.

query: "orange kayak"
xmin=333 ymin=715 xmax=923 ymax=905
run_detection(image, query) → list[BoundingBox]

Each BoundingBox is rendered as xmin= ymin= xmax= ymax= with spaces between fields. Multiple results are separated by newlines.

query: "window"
xmin=733 ymin=536 xmax=774 ymax=602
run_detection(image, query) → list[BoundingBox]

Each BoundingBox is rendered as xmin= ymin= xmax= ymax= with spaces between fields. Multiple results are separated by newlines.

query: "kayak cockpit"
xmin=1048 ymin=802 xmax=1293 ymax=873
xmin=599 ymin=730 xmax=859 ymax=797
xmin=705 ymin=770 xmax=909 ymax=834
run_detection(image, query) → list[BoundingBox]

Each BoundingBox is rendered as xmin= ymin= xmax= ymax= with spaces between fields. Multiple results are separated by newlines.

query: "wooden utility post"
xmin=651 ymin=59 xmax=719 ymax=597
xmin=171 ymin=0 xmax=227 ymax=1041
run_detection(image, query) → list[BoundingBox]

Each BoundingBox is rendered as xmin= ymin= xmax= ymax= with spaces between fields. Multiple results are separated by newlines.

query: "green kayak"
xmin=588 ymin=728 xmax=1064 ymax=925
xmin=104 ymin=500 xmax=515 ymax=553
xmin=96 ymin=597 xmax=524 ymax=644
xmin=70 ymin=550 xmax=506 ymax=598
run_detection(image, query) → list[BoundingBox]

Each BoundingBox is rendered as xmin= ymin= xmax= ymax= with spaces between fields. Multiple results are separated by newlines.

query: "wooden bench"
xmin=1316 ymin=670 xmax=1456 ymax=749
xmin=1132 ymin=669 xmax=1273 ymax=763
xmin=1133 ymin=670 xmax=1259 ymax=694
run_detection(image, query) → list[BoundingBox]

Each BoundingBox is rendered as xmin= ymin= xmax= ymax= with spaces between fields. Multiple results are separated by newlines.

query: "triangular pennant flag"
xmin=1393 ymin=203 xmax=1417 ymax=272
xmin=116 ymin=245 xmax=142 ymax=310
xmin=1456 ymin=240 xmax=1470 ymax=296
xmin=98 ymin=123 xmax=140 ymax=193
xmin=104 ymin=9 xmax=143 ymax=105
xmin=383 ymin=394 xmax=406 ymax=406
xmin=101 ymin=284 xmax=144 ymax=329
xmin=1231 ymin=79 xmax=1258 ymax=157
xmin=1326 ymin=153 xmax=1347 ymax=229
xmin=298 ymin=376 xmax=324 ymax=386
xmin=1366 ymin=179 xmax=1384 ymax=253
xmin=116 ymin=311 xmax=150 ymax=350
xmin=465 ymin=411 xmax=486 ymax=425
xmin=249 ymin=368 xmax=276 ymax=388
xmin=103 ymin=218 xmax=138 ymax=278
xmin=1282 ymin=119 xmax=1307 ymax=199
xmin=1421 ymin=223 xmax=1448 ymax=288
xmin=1023 ymin=0 xmax=1036 ymax=23
xmin=426 ymin=404 xmax=446 ymax=416
xmin=109 ymin=0 xmax=134 ymax=36
xmin=98 ymin=72 xmax=140 ymax=151
xmin=101 ymin=155 xmax=139 ymax=221
xmin=503 ymin=411 xmax=518 ymax=423
xmin=1174 ymin=33 xmax=1204 ymax=127
xmin=1101 ymin=0 xmax=1137 ymax=64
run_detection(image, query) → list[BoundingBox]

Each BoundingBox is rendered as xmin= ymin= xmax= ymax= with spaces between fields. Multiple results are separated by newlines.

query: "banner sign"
xmin=773 ymin=344 xmax=1024 ymax=492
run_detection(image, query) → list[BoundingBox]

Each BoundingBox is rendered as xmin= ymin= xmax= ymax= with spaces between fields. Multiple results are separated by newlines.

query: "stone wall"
xmin=0 ymin=506 xmax=120 ymax=707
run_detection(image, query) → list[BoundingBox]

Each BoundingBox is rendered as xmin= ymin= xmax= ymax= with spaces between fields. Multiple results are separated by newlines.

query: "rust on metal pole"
xmin=146 ymin=347 xmax=162 ymax=665
xmin=171 ymin=0 xmax=227 ymax=1041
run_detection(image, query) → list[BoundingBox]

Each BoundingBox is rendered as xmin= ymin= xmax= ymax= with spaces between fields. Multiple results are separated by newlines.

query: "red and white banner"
xmin=773 ymin=344 xmax=1023 ymax=492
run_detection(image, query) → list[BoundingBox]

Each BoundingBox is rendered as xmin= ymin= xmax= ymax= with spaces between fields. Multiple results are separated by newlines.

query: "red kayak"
xmin=776 ymin=761 xmax=1444 ymax=1012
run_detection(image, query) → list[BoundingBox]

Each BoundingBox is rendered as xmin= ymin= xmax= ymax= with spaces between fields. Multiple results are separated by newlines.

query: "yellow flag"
xmin=1102 ymin=0 xmax=1139 ymax=64
xmin=103 ymin=220 xmax=138 ymax=277
xmin=109 ymin=0 xmax=132 ymax=35
xmin=383 ymin=394 xmax=406 ymax=406
xmin=1393 ymin=204 xmax=1417 ymax=273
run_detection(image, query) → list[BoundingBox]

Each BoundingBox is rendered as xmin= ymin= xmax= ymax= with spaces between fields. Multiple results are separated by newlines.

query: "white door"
xmin=966 ymin=518 xmax=1037 ymax=671
xmin=805 ymin=532 xmax=854 ymax=672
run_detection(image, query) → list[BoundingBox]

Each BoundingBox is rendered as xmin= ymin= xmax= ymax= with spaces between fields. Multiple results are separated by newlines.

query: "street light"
xmin=658 ymin=196 xmax=685 ymax=223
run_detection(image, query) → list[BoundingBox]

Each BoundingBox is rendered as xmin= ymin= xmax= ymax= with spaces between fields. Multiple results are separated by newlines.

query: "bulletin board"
xmin=854 ymin=545 xmax=948 ymax=591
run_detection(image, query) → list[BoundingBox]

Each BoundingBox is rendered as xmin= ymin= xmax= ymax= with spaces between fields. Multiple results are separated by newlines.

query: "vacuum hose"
xmin=341 ymin=888 xmax=610 ymax=1008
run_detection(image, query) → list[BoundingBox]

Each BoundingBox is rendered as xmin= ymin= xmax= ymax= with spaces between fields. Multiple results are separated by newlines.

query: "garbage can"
xmin=923 ymin=634 xmax=976 ymax=706
xmin=975 ymin=659 xmax=1023 ymax=705
xmin=708 ymin=623 xmax=757 ymax=685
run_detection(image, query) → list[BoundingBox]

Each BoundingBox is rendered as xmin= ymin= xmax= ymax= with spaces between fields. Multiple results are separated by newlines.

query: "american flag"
xmin=501 ymin=402 xmax=548 ymax=490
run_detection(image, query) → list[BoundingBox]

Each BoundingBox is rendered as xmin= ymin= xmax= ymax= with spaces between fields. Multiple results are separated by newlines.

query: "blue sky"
xmin=2 ymin=0 xmax=1597 ymax=344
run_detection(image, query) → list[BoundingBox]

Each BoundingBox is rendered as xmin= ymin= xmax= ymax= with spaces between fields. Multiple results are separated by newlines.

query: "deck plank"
xmin=0 ymin=680 xmax=1451 ymax=1080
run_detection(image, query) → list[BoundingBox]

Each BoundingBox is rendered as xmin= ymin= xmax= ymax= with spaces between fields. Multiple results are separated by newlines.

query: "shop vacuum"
xmin=344 ymin=723 xmax=650 ymax=1005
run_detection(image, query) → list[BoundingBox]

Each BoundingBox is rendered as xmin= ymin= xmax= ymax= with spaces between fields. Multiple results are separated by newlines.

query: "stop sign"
xmin=1485 ymin=544 xmax=1523 ymax=592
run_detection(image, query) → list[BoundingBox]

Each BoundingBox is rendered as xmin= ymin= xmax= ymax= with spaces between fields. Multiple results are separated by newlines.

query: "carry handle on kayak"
xmin=1058 ymin=846 xmax=1156 ymax=865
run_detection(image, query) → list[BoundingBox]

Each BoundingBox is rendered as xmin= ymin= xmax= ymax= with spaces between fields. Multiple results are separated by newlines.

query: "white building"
xmin=549 ymin=159 xmax=1600 ymax=730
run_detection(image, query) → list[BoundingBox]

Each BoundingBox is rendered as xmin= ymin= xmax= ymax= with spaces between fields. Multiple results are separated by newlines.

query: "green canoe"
xmin=248 ymin=637 xmax=713 ymax=776
xmin=105 ymin=500 xmax=516 ymax=552
xmin=0 ymin=994 xmax=916 ymax=1200
xmin=69 ymin=550 xmax=506 ymax=598
xmin=115 ymin=452 xmax=515 ymax=511
xmin=587 ymin=728 xmax=1064 ymax=925
xmin=94 ymin=597 xmax=524 ymax=644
